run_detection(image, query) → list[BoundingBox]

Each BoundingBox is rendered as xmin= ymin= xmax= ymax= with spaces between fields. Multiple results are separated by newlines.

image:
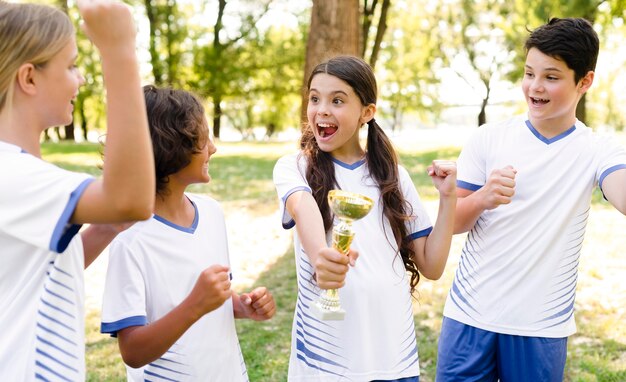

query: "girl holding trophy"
xmin=273 ymin=55 xmax=457 ymax=381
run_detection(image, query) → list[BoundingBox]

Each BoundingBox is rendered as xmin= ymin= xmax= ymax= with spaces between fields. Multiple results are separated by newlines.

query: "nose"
xmin=208 ymin=141 xmax=217 ymax=155
xmin=316 ymin=101 xmax=330 ymax=116
xmin=77 ymin=70 xmax=86 ymax=87
xmin=529 ymin=78 xmax=544 ymax=93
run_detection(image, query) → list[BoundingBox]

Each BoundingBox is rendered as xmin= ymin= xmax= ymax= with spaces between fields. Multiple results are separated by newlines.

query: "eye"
xmin=332 ymin=97 xmax=343 ymax=105
xmin=309 ymin=95 xmax=319 ymax=103
xmin=546 ymin=76 xmax=558 ymax=81
xmin=525 ymin=72 xmax=534 ymax=78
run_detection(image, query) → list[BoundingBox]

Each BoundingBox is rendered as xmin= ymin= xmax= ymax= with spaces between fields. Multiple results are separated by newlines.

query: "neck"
xmin=0 ymin=105 xmax=44 ymax=157
xmin=154 ymin=186 xmax=195 ymax=227
xmin=529 ymin=115 xmax=577 ymax=139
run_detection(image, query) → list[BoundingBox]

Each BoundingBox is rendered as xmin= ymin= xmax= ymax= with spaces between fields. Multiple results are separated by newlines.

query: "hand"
xmin=313 ymin=247 xmax=358 ymax=289
xmin=477 ymin=165 xmax=517 ymax=210
xmin=77 ymin=0 xmax=137 ymax=55
xmin=186 ymin=265 xmax=232 ymax=318
xmin=238 ymin=287 xmax=276 ymax=321
xmin=428 ymin=160 xmax=457 ymax=197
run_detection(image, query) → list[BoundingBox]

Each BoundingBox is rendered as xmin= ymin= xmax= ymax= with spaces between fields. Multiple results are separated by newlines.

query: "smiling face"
xmin=306 ymin=73 xmax=374 ymax=163
xmin=33 ymin=37 xmax=85 ymax=129
xmin=173 ymin=120 xmax=216 ymax=187
xmin=522 ymin=47 xmax=593 ymax=135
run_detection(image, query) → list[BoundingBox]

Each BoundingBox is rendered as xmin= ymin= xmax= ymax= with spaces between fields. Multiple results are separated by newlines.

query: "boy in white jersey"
xmin=274 ymin=55 xmax=457 ymax=381
xmin=100 ymin=85 xmax=276 ymax=381
xmin=436 ymin=18 xmax=626 ymax=381
xmin=0 ymin=1 xmax=154 ymax=380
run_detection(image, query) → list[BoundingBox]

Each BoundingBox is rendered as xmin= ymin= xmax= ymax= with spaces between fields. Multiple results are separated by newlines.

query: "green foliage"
xmin=378 ymin=1 xmax=447 ymax=130
xmin=236 ymin=247 xmax=296 ymax=381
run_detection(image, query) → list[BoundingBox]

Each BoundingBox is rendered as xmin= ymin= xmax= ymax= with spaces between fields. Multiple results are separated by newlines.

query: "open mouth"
xmin=317 ymin=123 xmax=338 ymax=138
xmin=530 ymin=97 xmax=549 ymax=105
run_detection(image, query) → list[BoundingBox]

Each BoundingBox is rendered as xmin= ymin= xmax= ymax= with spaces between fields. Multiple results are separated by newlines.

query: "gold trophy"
xmin=311 ymin=189 xmax=374 ymax=320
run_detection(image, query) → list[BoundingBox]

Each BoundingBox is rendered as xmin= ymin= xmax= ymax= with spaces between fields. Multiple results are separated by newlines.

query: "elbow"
xmin=121 ymin=354 xmax=146 ymax=370
xmin=111 ymin=195 xmax=154 ymax=221
xmin=421 ymin=269 xmax=444 ymax=281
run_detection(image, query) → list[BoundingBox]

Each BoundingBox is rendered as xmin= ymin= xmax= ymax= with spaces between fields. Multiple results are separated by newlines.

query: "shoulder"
xmin=465 ymin=116 xmax=525 ymax=148
xmin=276 ymin=151 xmax=305 ymax=167
xmin=479 ymin=116 xmax=524 ymax=134
xmin=187 ymin=193 xmax=224 ymax=215
xmin=273 ymin=150 xmax=308 ymax=178
xmin=112 ymin=218 xmax=155 ymax=245
xmin=397 ymin=164 xmax=412 ymax=180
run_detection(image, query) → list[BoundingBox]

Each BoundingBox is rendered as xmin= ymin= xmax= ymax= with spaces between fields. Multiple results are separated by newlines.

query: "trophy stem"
xmin=311 ymin=228 xmax=354 ymax=321
xmin=311 ymin=189 xmax=373 ymax=321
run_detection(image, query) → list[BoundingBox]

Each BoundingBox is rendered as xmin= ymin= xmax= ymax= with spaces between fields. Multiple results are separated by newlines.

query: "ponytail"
xmin=366 ymin=119 xmax=420 ymax=292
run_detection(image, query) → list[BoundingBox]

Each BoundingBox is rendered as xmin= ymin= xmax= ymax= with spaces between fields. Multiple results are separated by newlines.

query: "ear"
xmin=577 ymin=70 xmax=594 ymax=95
xmin=15 ymin=63 xmax=38 ymax=96
xmin=360 ymin=103 xmax=376 ymax=125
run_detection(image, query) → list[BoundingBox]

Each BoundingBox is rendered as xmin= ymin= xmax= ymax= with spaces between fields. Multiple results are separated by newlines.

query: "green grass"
xmin=40 ymin=140 xmax=626 ymax=381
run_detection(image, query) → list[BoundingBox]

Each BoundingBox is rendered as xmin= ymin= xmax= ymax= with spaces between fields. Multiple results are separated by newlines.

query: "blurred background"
xmin=28 ymin=0 xmax=626 ymax=143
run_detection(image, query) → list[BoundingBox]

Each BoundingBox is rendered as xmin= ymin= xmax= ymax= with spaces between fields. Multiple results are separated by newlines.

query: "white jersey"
xmin=273 ymin=152 xmax=432 ymax=381
xmin=446 ymin=116 xmax=626 ymax=337
xmin=100 ymin=193 xmax=248 ymax=381
xmin=0 ymin=141 xmax=93 ymax=381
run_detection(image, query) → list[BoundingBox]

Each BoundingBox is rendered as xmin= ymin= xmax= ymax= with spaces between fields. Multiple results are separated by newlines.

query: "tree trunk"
xmin=213 ymin=98 xmax=222 ymax=140
xmin=301 ymin=0 xmax=360 ymax=124
xmin=368 ymin=0 xmax=390 ymax=69
xmin=145 ymin=0 xmax=163 ymax=85
xmin=63 ymin=123 xmax=75 ymax=141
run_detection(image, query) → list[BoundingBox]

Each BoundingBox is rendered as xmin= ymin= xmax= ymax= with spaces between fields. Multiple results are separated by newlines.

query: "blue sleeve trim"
xmin=101 ymin=315 xmax=147 ymax=337
xmin=49 ymin=178 xmax=95 ymax=253
xmin=456 ymin=180 xmax=482 ymax=191
xmin=281 ymin=186 xmax=312 ymax=229
xmin=407 ymin=226 xmax=433 ymax=241
xmin=599 ymin=164 xmax=626 ymax=190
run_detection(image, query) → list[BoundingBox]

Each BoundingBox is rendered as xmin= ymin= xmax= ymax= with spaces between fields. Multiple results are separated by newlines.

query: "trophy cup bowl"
xmin=311 ymin=190 xmax=374 ymax=320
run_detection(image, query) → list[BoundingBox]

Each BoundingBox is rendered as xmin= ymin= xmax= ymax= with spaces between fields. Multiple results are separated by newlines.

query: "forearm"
xmin=454 ymin=192 xmax=486 ymax=233
xmin=81 ymin=224 xmax=118 ymax=268
xmin=100 ymin=51 xmax=154 ymax=218
xmin=419 ymin=195 xmax=457 ymax=280
xmin=118 ymin=299 xmax=199 ymax=368
xmin=289 ymin=193 xmax=328 ymax=264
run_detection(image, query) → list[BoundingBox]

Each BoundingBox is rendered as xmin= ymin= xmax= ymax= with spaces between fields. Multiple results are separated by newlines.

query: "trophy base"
xmin=311 ymin=303 xmax=345 ymax=321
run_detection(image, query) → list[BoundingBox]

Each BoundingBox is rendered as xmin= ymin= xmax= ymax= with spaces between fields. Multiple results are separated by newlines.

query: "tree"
xmin=378 ymin=0 xmax=446 ymax=131
xmin=192 ymin=0 xmax=273 ymax=139
xmin=144 ymin=0 xmax=188 ymax=86
xmin=361 ymin=0 xmax=391 ymax=68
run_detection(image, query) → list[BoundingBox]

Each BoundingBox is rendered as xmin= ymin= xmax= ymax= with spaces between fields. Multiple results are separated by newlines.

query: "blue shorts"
xmin=436 ymin=317 xmax=567 ymax=382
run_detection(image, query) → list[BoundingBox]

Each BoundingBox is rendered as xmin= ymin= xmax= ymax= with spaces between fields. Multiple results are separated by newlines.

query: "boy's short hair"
xmin=525 ymin=17 xmax=599 ymax=83
xmin=143 ymin=85 xmax=208 ymax=195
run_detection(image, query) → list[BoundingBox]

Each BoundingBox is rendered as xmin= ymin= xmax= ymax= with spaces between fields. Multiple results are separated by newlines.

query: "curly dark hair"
xmin=143 ymin=85 xmax=208 ymax=196
xmin=300 ymin=55 xmax=421 ymax=292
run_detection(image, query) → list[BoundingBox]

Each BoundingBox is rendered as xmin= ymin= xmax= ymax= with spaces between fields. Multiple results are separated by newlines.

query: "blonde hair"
xmin=0 ymin=1 xmax=74 ymax=111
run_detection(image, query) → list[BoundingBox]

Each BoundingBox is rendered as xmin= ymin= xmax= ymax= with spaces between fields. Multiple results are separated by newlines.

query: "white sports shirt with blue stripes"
xmin=100 ymin=193 xmax=248 ymax=381
xmin=445 ymin=116 xmax=626 ymax=338
xmin=273 ymin=152 xmax=433 ymax=381
xmin=0 ymin=141 xmax=93 ymax=381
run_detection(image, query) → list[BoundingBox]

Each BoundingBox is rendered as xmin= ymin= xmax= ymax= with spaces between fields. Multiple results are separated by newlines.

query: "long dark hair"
xmin=300 ymin=55 xmax=420 ymax=292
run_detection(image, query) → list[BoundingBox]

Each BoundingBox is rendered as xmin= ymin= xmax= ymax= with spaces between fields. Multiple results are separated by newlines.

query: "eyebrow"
xmin=309 ymin=88 xmax=349 ymax=96
xmin=525 ymin=64 xmax=562 ymax=72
